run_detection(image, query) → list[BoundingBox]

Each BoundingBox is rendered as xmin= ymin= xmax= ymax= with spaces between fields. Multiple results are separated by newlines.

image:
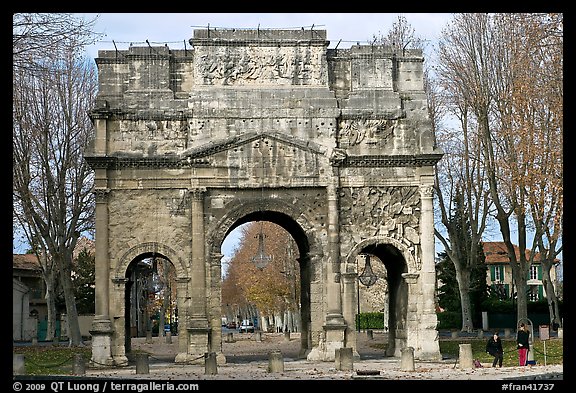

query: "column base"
xmin=307 ymin=322 xmax=347 ymax=361
xmin=89 ymin=316 xmax=114 ymax=367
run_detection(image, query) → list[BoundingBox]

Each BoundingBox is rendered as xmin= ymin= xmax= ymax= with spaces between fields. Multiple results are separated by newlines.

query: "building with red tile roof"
xmin=483 ymin=241 xmax=561 ymax=301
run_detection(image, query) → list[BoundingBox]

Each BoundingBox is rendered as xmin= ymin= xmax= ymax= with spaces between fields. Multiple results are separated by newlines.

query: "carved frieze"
xmin=338 ymin=118 xmax=396 ymax=148
xmin=340 ymin=186 xmax=422 ymax=267
xmin=194 ymin=47 xmax=324 ymax=86
xmin=110 ymin=119 xmax=189 ymax=154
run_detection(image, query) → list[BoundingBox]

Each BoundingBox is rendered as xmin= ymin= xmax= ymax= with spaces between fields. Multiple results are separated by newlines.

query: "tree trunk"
xmin=455 ymin=266 xmax=474 ymax=332
xmin=541 ymin=263 xmax=561 ymax=328
xmin=59 ymin=261 xmax=84 ymax=346
xmin=45 ymin=284 xmax=57 ymax=342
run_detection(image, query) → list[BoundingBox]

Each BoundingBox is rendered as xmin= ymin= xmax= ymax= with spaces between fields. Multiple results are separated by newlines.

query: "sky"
xmin=79 ymin=13 xmax=453 ymax=61
xmin=72 ymin=13 xmax=455 ymax=262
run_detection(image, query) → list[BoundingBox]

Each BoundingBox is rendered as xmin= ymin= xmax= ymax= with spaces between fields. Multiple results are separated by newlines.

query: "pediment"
xmin=179 ymin=131 xmax=326 ymax=161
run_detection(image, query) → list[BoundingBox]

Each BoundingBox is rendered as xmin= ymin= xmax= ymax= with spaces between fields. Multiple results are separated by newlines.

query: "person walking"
xmin=517 ymin=323 xmax=530 ymax=366
xmin=486 ymin=331 xmax=504 ymax=368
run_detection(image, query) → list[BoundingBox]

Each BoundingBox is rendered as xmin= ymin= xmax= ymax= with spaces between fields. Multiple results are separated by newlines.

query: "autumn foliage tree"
xmin=222 ymin=221 xmax=300 ymax=328
xmin=434 ymin=13 xmax=563 ymax=326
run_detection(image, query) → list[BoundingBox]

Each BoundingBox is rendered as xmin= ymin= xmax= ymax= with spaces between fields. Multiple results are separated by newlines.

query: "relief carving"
xmin=338 ymin=119 xmax=396 ymax=147
xmin=196 ymin=49 xmax=320 ymax=85
xmin=341 ymin=186 xmax=422 ymax=266
xmin=115 ymin=119 xmax=188 ymax=149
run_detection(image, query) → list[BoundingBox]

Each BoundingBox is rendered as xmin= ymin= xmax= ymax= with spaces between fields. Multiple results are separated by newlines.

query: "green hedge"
xmin=356 ymin=312 xmax=385 ymax=330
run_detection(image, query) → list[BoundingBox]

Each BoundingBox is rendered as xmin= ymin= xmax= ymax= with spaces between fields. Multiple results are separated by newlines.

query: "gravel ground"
xmin=81 ymin=331 xmax=563 ymax=382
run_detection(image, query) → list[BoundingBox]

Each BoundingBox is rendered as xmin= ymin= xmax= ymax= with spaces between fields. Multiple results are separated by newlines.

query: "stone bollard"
xmin=477 ymin=329 xmax=484 ymax=338
xmin=401 ymin=347 xmax=415 ymax=371
xmin=226 ymin=332 xmax=234 ymax=342
xmin=165 ymin=332 xmax=172 ymax=344
xmin=458 ymin=343 xmax=474 ymax=369
xmin=558 ymin=327 xmax=563 ymax=339
xmin=13 ymin=354 xmax=25 ymax=375
xmin=504 ymin=328 xmax=511 ymax=338
xmin=73 ymin=354 xmax=86 ymax=375
xmin=135 ymin=353 xmax=149 ymax=374
xmin=268 ymin=350 xmax=284 ymax=373
xmin=451 ymin=330 xmax=458 ymax=339
xmin=205 ymin=352 xmax=218 ymax=375
xmin=145 ymin=330 xmax=153 ymax=344
xmin=367 ymin=329 xmax=373 ymax=340
xmin=254 ymin=331 xmax=262 ymax=342
xmin=31 ymin=337 xmax=38 ymax=345
xmin=284 ymin=330 xmax=291 ymax=342
xmin=335 ymin=347 xmax=354 ymax=371
xmin=53 ymin=335 xmax=59 ymax=346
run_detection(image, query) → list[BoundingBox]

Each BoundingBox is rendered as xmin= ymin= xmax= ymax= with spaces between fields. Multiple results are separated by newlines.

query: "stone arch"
xmin=206 ymin=195 xmax=325 ymax=359
xmin=343 ymin=235 xmax=415 ymax=357
xmin=344 ymin=236 xmax=416 ymax=273
xmin=114 ymin=242 xmax=189 ymax=280
xmin=206 ymin=196 xmax=323 ymax=258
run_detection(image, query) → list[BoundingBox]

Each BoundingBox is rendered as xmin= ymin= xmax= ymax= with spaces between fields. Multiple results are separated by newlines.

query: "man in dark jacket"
xmin=486 ymin=331 xmax=504 ymax=367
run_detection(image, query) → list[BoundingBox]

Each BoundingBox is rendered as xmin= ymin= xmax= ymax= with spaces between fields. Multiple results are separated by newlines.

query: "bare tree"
xmin=491 ymin=13 xmax=563 ymax=326
xmin=13 ymin=13 xmax=101 ymax=74
xmin=372 ymin=15 xmax=426 ymax=52
xmin=434 ymin=13 xmax=563 ymax=325
xmin=430 ymin=52 xmax=492 ymax=332
xmin=13 ymin=13 xmax=99 ymax=345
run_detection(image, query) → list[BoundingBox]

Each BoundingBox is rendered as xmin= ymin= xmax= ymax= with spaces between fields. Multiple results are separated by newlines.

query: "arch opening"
xmin=123 ymin=252 xmax=177 ymax=356
xmin=218 ymin=210 xmax=313 ymax=360
xmin=355 ymin=242 xmax=409 ymax=357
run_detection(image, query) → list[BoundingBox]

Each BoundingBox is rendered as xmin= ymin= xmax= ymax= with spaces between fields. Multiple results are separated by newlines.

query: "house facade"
xmin=12 ymin=236 xmax=96 ymax=341
xmin=483 ymin=241 xmax=560 ymax=302
xmin=12 ymin=253 xmax=45 ymax=341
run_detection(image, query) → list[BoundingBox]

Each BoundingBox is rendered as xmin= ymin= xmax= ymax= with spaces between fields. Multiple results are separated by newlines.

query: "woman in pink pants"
xmin=516 ymin=323 xmax=530 ymax=366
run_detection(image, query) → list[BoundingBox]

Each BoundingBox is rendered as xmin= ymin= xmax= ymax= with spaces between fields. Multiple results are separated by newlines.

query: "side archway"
xmin=114 ymin=242 xmax=189 ymax=280
xmin=344 ymin=236 xmax=415 ymax=357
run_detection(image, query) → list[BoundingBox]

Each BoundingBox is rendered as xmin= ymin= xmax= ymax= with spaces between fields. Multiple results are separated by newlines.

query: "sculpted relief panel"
xmin=194 ymin=46 xmax=325 ymax=86
xmin=338 ymin=118 xmax=397 ymax=149
xmin=340 ymin=186 xmax=423 ymax=270
xmin=110 ymin=119 xmax=189 ymax=155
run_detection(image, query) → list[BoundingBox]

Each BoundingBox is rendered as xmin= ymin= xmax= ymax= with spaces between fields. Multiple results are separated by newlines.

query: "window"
xmin=494 ymin=265 xmax=504 ymax=282
xmin=530 ymin=265 xmax=539 ymax=280
xmin=528 ymin=286 xmax=539 ymax=301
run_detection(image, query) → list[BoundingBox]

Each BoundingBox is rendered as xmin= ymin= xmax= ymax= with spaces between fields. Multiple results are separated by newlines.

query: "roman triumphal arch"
xmin=85 ymin=28 xmax=444 ymax=366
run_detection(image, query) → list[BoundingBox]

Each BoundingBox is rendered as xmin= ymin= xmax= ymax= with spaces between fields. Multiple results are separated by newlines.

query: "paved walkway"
xmin=82 ymin=332 xmax=563 ymax=381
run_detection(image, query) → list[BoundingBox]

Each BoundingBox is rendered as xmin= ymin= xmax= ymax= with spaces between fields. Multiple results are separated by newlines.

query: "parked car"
xmin=226 ymin=321 xmax=237 ymax=329
xmin=239 ymin=320 xmax=254 ymax=333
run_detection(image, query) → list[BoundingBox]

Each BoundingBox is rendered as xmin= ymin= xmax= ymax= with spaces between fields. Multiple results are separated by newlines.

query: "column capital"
xmin=419 ymin=185 xmax=434 ymax=199
xmin=401 ymin=272 xmax=420 ymax=284
xmin=188 ymin=187 xmax=206 ymax=200
xmin=93 ymin=188 xmax=111 ymax=202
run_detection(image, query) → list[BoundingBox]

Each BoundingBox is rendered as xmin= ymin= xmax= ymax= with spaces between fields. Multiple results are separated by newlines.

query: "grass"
xmin=13 ymin=336 xmax=563 ymax=376
xmin=13 ymin=345 xmax=92 ymax=376
xmin=439 ymin=337 xmax=564 ymax=367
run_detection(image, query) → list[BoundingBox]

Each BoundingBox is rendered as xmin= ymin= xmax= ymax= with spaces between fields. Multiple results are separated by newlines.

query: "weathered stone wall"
xmin=86 ymin=28 xmax=443 ymax=365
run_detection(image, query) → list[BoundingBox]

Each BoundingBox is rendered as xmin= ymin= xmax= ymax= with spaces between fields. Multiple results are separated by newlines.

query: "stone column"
xmin=110 ymin=278 xmax=129 ymax=365
xmin=400 ymin=272 xmax=419 ymax=357
xmin=418 ymin=185 xmax=442 ymax=360
xmin=341 ymin=272 xmax=359 ymax=358
xmin=210 ymin=251 xmax=226 ymax=365
xmin=326 ymin=182 xmax=344 ymax=322
xmin=90 ymin=188 xmax=114 ymax=367
xmin=174 ymin=277 xmax=191 ymax=363
xmin=308 ymin=179 xmax=345 ymax=361
xmin=186 ymin=188 xmax=210 ymax=363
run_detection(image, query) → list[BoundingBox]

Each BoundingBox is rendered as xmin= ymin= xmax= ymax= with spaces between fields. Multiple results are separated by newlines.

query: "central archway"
xmin=206 ymin=199 xmax=324 ymax=362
